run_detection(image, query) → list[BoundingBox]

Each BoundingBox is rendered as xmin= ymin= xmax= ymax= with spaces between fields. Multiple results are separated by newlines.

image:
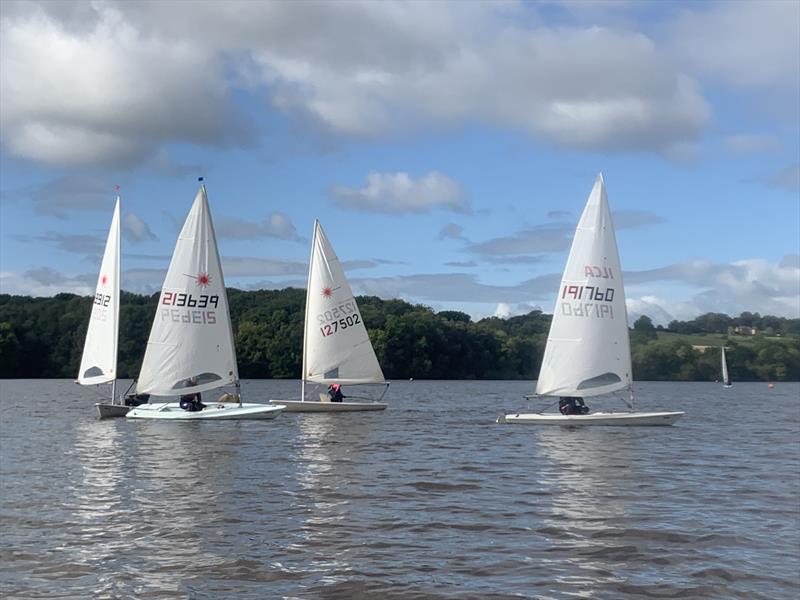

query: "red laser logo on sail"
xmin=196 ymin=272 xmax=211 ymax=288
xmin=321 ymin=287 xmax=333 ymax=298
xmin=101 ymin=275 xmax=108 ymax=285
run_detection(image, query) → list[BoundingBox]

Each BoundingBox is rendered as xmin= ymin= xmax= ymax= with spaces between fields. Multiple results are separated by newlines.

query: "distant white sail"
xmin=721 ymin=346 xmax=730 ymax=386
xmin=303 ymin=220 xmax=385 ymax=385
xmin=78 ymin=198 xmax=120 ymax=386
xmin=536 ymin=173 xmax=632 ymax=398
xmin=136 ymin=185 xmax=238 ymax=397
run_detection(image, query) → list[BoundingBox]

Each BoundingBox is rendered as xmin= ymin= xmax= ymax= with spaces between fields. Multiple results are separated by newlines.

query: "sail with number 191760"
xmin=535 ymin=174 xmax=632 ymax=398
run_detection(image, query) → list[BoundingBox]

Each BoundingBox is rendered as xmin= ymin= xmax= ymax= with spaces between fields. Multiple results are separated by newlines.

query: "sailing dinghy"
xmin=76 ymin=196 xmax=128 ymax=418
xmin=497 ymin=174 xmax=683 ymax=426
xmin=270 ymin=220 xmax=388 ymax=412
xmin=127 ymin=183 xmax=284 ymax=421
xmin=721 ymin=346 xmax=732 ymax=388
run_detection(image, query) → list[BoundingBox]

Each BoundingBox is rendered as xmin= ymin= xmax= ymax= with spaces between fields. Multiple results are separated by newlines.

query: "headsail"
xmin=136 ymin=185 xmax=238 ymax=397
xmin=78 ymin=197 xmax=120 ymax=385
xmin=536 ymin=173 xmax=632 ymax=398
xmin=303 ymin=220 xmax=385 ymax=385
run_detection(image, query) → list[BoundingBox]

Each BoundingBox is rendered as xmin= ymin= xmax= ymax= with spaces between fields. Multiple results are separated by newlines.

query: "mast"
xmin=112 ymin=187 xmax=121 ymax=404
xmin=300 ymin=221 xmax=318 ymax=402
xmin=202 ymin=178 xmax=241 ymax=406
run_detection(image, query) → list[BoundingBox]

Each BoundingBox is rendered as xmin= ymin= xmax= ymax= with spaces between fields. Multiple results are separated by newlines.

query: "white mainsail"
xmin=303 ymin=220 xmax=385 ymax=386
xmin=721 ymin=346 xmax=730 ymax=386
xmin=136 ymin=185 xmax=238 ymax=397
xmin=536 ymin=173 xmax=632 ymax=398
xmin=78 ymin=197 xmax=120 ymax=386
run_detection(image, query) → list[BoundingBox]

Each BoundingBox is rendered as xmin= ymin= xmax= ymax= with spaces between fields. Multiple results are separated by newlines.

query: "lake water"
xmin=1 ymin=379 xmax=798 ymax=599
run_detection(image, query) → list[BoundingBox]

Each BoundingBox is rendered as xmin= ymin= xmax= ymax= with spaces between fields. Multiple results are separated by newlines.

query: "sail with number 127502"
xmin=269 ymin=219 xmax=388 ymax=412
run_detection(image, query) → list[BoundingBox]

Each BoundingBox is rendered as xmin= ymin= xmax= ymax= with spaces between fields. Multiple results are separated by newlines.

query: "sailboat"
xmin=270 ymin=220 xmax=388 ymax=412
xmin=721 ymin=346 xmax=732 ymax=388
xmin=77 ymin=195 xmax=127 ymax=418
xmin=498 ymin=173 xmax=684 ymax=426
xmin=127 ymin=182 xmax=285 ymax=420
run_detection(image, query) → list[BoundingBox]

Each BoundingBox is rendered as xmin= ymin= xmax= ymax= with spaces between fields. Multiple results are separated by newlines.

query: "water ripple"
xmin=1 ymin=379 xmax=798 ymax=598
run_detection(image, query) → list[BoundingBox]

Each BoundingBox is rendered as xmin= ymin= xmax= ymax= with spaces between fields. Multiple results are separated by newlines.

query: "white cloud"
xmin=122 ymin=213 xmax=158 ymax=243
xmin=216 ymin=212 xmax=305 ymax=242
xmin=438 ymin=223 xmax=465 ymax=240
xmin=763 ymin=164 xmax=800 ymax=191
xmin=1 ymin=175 xmax=117 ymax=218
xmin=0 ymin=267 xmax=93 ymax=296
xmin=0 ymin=2 xmax=251 ymax=167
xmin=626 ymin=258 xmax=800 ymax=320
xmin=723 ymin=134 xmax=781 ymax=156
xmin=494 ymin=302 xmax=512 ymax=318
xmin=330 ymin=171 xmax=468 ymax=214
xmin=350 ymin=272 xmax=560 ymax=304
xmin=0 ymin=1 xmax=716 ymax=167
xmin=670 ymin=1 xmax=800 ymax=92
xmin=612 ymin=210 xmax=666 ymax=229
xmin=626 ymin=296 xmax=682 ymax=327
xmin=222 ymin=256 xmax=308 ymax=278
xmin=15 ymin=231 xmax=105 ymax=257
xmin=467 ymin=224 xmax=573 ymax=256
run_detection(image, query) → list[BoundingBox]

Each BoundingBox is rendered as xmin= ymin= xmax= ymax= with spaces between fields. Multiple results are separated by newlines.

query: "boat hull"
xmin=126 ymin=402 xmax=285 ymax=420
xmin=497 ymin=411 xmax=684 ymax=426
xmin=95 ymin=403 xmax=130 ymax=419
xmin=270 ymin=400 xmax=387 ymax=413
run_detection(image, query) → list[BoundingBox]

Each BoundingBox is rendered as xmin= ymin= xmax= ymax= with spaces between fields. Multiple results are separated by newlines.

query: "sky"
xmin=0 ymin=0 xmax=798 ymax=325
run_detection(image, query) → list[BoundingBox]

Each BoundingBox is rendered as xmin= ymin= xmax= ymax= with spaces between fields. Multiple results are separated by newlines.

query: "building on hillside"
xmin=730 ymin=325 xmax=758 ymax=336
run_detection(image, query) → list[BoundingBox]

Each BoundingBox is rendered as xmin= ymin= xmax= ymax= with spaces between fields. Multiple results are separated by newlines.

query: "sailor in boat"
xmin=327 ymin=384 xmax=345 ymax=403
xmin=124 ymin=392 xmax=150 ymax=407
xmin=559 ymin=396 xmax=589 ymax=415
xmin=179 ymin=377 xmax=206 ymax=412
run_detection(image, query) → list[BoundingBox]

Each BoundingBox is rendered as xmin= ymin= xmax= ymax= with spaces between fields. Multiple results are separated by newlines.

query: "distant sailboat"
xmin=77 ymin=195 xmax=127 ymax=418
xmin=271 ymin=220 xmax=388 ymax=412
xmin=127 ymin=183 xmax=284 ymax=420
xmin=498 ymin=174 xmax=684 ymax=426
xmin=721 ymin=346 xmax=732 ymax=388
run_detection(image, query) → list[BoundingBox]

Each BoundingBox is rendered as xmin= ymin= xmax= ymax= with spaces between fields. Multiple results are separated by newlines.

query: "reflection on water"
xmin=534 ymin=428 xmax=639 ymax=596
xmin=1 ymin=380 xmax=799 ymax=599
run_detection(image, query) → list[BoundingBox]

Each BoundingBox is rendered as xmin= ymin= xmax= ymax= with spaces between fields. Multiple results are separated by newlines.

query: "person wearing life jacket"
xmin=179 ymin=376 xmax=206 ymax=411
xmin=559 ymin=396 xmax=589 ymax=415
xmin=328 ymin=383 xmax=345 ymax=402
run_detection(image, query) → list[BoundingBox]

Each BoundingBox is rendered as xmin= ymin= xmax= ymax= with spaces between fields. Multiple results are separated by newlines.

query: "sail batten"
xmin=78 ymin=198 xmax=120 ymax=386
xmin=136 ymin=186 xmax=238 ymax=397
xmin=535 ymin=173 xmax=632 ymax=398
xmin=303 ymin=220 xmax=385 ymax=386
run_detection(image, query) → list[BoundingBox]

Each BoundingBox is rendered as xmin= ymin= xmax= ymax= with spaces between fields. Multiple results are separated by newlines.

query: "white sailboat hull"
xmin=126 ymin=402 xmax=285 ymax=420
xmin=497 ymin=411 xmax=684 ymax=426
xmin=270 ymin=399 xmax=386 ymax=413
xmin=95 ymin=403 xmax=130 ymax=419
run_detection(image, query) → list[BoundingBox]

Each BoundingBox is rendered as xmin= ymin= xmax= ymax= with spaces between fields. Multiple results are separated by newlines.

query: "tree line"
xmin=0 ymin=290 xmax=798 ymax=381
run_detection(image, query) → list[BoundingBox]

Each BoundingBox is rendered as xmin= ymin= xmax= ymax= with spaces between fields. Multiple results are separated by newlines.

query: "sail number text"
xmin=319 ymin=314 xmax=362 ymax=337
xmin=561 ymin=285 xmax=614 ymax=302
xmin=160 ymin=292 xmax=219 ymax=324
xmin=317 ymin=299 xmax=362 ymax=338
xmin=91 ymin=294 xmax=112 ymax=321
xmin=162 ymin=292 xmax=219 ymax=308
xmin=93 ymin=293 xmax=111 ymax=306
xmin=561 ymin=285 xmax=616 ymax=319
